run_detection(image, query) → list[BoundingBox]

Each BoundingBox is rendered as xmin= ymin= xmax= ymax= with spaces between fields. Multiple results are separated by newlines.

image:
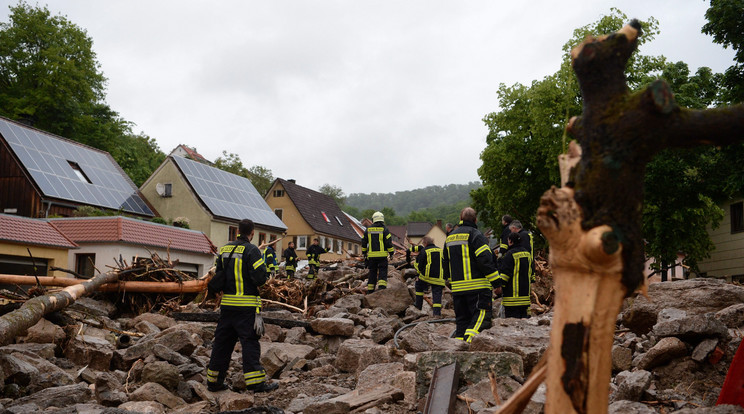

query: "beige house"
xmin=264 ymin=179 xmax=361 ymax=260
xmin=140 ymin=156 xmax=287 ymax=249
xmin=697 ymin=198 xmax=744 ymax=283
xmin=424 ymin=223 xmax=448 ymax=249
xmin=0 ymin=214 xmax=77 ymax=277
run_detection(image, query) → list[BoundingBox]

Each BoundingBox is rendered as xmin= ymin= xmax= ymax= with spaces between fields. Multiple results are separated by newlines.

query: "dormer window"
xmin=335 ymin=216 xmax=343 ymax=226
xmin=321 ymin=212 xmax=330 ymax=223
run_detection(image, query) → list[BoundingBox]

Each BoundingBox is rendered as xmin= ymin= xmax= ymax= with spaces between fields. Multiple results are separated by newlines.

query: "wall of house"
xmin=697 ymin=198 xmax=744 ymax=281
xmin=0 ymin=141 xmax=42 ymax=218
xmin=0 ymin=243 xmax=70 ymax=277
xmin=68 ymin=243 xmax=215 ymax=277
xmin=140 ymin=159 xmax=213 ymax=238
xmin=425 ymin=226 xmax=447 ymax=249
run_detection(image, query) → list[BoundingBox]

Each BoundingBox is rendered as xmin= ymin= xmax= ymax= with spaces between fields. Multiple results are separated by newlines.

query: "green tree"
xmin=111 ymin=133 xmax=166 ymax=187
xmin=319 ymin=184 xmax=346 ymax=206
xmin=213 ymin=151 xmax=274 ymax=196
xmin=703 ymin=0 xmax=744 ymax=103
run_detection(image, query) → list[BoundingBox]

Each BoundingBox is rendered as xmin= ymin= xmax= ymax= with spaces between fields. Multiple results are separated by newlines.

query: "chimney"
xmin=288 ymin=179 xmax=296 ymax=183
xmin=436 ymin=219 xmax=442 ymax=229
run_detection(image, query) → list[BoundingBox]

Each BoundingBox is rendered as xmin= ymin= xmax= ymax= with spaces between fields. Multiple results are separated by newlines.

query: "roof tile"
xmin=0 ymin=214 xmax=77 ymax=249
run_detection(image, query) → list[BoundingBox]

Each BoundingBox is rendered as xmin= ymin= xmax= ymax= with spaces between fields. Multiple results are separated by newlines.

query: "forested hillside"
xmin=344 ymin=182 xmax=481 ymax=223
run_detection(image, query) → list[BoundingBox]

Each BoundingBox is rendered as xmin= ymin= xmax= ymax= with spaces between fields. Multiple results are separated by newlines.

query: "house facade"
xmin=0 ymin=116 xmax=155 ymax=219
xmin=49 ymin=216 xmax=216 ymax=278
xmin=140 ymin=156 xmax=287 ymax=249
xmin=0 ymin=214 xmax=77 ymax=277
xmin=264 ymin=179 xmax=361 ymax=260
xmin=697 ymin=198 xmax=744 ymax=282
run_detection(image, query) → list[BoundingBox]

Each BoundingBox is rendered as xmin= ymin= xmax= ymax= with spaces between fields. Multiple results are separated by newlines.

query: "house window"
xmin=164 ymin=183 xmax=172 ymax=197
xmin=258 ymin=232 xmax=266 ymax=245
xmin=335 ymin=216 xmax=343 ymax=226
xmin=229 ymin=226 xmax=238 ymax=241
xmin=348 ymin=242 xmax=352 ymax=250
xmin=731 ymin=202 xmax=744 ymax=234
xmin=297 ymin=236 xmax=307 ymax=250
xmin=68 ymin=161 xmax=92 ymax=184
xmin=274 ymin=189 xmax=284 ymax=197
xmin=336 ymin=240 xmax=342 ymax=253
xmin=274 ymin=209 xmax=283 ymax=220
xmin=321 ymin=212 xmax=330 ymax=223
xmin=354 ymin=245 xmax=359 ymax=255
xmin=75 ymin=253 xmax=96 ymax=279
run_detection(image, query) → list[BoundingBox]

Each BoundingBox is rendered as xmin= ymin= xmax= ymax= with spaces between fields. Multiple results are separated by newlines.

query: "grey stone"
xmin=11 ymin=352 xmax=75 ymax=392
xmin=335 ymin=339 xmax=390 ymax=374
xmin=674 ymin=407 xmax=744 ymax=414
xmin=70 ymin=297 xmax=117 ymax=317
xmin=7 ymin=383 xmax=91 ymax=410
xmin=141 ymin=360 xmax=181 ymax=390
xmin=608 ymin=400 xmax=656 ymax=414
xmin=152 ymin=343 xmax=190 ymax=365
xmin=129 ymin=382 xmax=186 ymax=409
xmin=130 ymin=312 xmax=177 ymax=330
xmin=134 ymin=320 xmax=162 ymax=335
xmin=357 ymin=362 xmax=404 ymax=392
xmin=653 ymin=313 xmax=729 ymax=341
xmin=334 ymin=295 xmax=364 ymax=313
xmin=637 ymin=337 xmax=687 ymax=370
xmin=310 ymin=317 xmax=356 ymax=337
xmin=216 ymin=390 xmax=255 ymax=411
xmin=370 ymin=325 xmax=394 ymax=344
xmin=168 ymin=401 xmax=211 ymax=414
xmin=0 ymin=353 xmax=38 ymax=386
xmin=471 ymin=318 xmax=551 ymax=375
xmin=415 ymin=351 xmax=524 ymax=398
xmin=362 ymin=277 xmax=413 ymax=315
xmin=657 ymin=308 xmax=687 ymax=324
xmin=178 ymin=363 xmax=203 ymax=379
xmin=0 ymin=343 xmax=56 ymax=360
xmin=261 ymin=342 xmax=315 ymax=361
xmin=715 ymin=303 xmax=744 ymax=328
xmin=288 ymin=393 xmax=338 ymax=413
xmin=118 ymin=400 xmax=166 ymax=413
xmin=692 ymin=338 xmax=719 ymax=362
xmin=64 ymin=334 xmax=115 ymax=370
xmin=22 ymin=318 xmax=65 ymax=345
xmin=614 ymin=370 xmax=652 ymax=402
xmin=612 ymin=345 xmax=633 ymax=372
xmin=95 ymin=372 xmax=128 ymax=407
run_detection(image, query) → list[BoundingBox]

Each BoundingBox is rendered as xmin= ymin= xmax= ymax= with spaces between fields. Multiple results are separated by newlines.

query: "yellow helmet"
xmin=372 ymin=211 xmax=384 ymax=223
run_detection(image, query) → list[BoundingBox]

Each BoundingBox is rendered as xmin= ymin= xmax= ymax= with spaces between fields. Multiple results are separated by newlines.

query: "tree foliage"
xmin=213 ymin=151 xmax=274 ymax=196
xmin=0 ymin=2 xmax=165 ymax=187
xmin=319 ymin=184 xmax=346 ymax=206
xmin=346 ymin=182 xmax=480 ymax=217
xmin=703 ymin=0 xmax=744 ymax=103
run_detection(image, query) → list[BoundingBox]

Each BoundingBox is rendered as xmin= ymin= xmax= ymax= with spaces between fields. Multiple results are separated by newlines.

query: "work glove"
xmin=253 ymin=313 xmax=265 ymax=337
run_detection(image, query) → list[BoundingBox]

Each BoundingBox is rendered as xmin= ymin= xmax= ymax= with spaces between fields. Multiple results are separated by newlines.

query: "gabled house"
xmin=49 ymin=216 xmax=216 ymax=278
xmin=344 ymin=212 xmax=366 ymax=239
xmin=423 ymin=221 xmax=447 ymax=249
xmin=697 ymin=198 xmax=744 ymax=283
xmin=140 ymin=156 xmax=287 ymax=248
xmin=387 ymin=225 xmax=406 ymax=245
xmin=0 ymin=214 xmax=77 ymax=277
xmin=406 ymin=221 xmax=433 ymax=246
xmin=0 ymin=116 xmax=156 ymax=219
xmin=169 ymin=144 xmax=213 ymax=166
xmin=264 ymin=179 xmax=361 ymax=260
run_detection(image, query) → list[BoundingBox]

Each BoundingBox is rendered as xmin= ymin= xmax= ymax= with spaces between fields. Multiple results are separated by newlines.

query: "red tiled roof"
xmin=0 ymin=214 xmax=77 ymax=249
xmin=49 ymin=217 xmax=216 ymax=254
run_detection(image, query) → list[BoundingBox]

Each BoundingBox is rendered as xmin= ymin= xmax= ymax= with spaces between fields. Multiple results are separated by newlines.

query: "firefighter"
xmin=361 ymin=211 xmax=394 ymax=293
xmin=508 ymin=220 xmax=535 ymax=282
xmin=283 ymin=241 xmax=297 ymax=279
xmin=494 ymin=232 xmax=532 ymax=318
xmin=412 ymin=236 xmax=445 ymax=316
xmin=498 ymin=214 xmax=513 ymax=258
xmin=306 ymin=238 xmax=328 ymax=279
xmin=443 ymin=207 xmax=499 ymax=342
xmin=206 ymin=219 xmax=278 ymax=393
xmin=262 ymin=240 xmax=277 ymax=277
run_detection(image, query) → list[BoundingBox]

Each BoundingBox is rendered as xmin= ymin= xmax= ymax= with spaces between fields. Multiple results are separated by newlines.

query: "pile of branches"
xmin=530 ymin=251 xmax=554 ymax=314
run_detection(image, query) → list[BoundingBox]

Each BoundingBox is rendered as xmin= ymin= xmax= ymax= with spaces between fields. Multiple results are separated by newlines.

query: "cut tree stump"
xmin=530 ymin=20 xmax=744 ymax=414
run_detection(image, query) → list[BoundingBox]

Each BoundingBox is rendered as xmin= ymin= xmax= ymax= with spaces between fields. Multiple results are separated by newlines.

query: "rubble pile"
xmin=0 ymin=260 xmax=742 ymax=413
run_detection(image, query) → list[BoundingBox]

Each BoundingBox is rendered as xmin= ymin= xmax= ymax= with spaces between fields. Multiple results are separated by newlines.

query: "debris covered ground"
xmin=0 ymin=251 xmax=742 ymax=414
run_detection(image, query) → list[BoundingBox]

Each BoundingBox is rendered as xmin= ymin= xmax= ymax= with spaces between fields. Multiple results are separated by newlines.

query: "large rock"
xmin=142 ymin=360 xmax=181 ymax=390
xmin=64 ymin=334 xmax=115 ymax=370
xmin=130 ymin=312 xmax=177 ymax=330
xmin=622 ymin=279 xmax=744 ymax=334
xmin=692 ymin=338 xmax=719 ymax=362
xmin=216 ymin=390 xmax=255 ymax=411
xmin=22 ymin=318 xmax=65 ymax=345
xmin=715 ymin=303 xmax=744 ymax=328
xmin=70 ymin=297 xmax=117 ymax=317
xmin=334 ymin=295 xmax=364 ymax=313
xmin=10 ymin=352 xmax=75 ymax=392
xmin=608 ymin=400 xmax=657 ymax=414
xmin=310 ymin=317 xmax=355 ymax=337
xmin=261 ymin=342 xmax=315 ymax=361
xmin=397 ymin=321 xmax=467 ymax=353
xmin=0 ymin=343 xmax=56 ymax=360
xmin=637 ymin=337 xmax=688 ymax=370
xmin=612 ymin=345 xmax=633 ymax=372
xmin=115 ymin=326 xmax=198 ymax=369
xmin=119 ymin=401 xmax=167 ymax=413
xmin=129 ymin=382 xmax=186 ymax=409
xmin=613 ymin=370 xmax=652 ymax=402
xmin=653 ymin=313 xmax=729 ymax=342
xmin=0 ymin=353 xmax=37 ymax=386
xmin=7 ymin=383 xmax=91 ymax=410
xmin=95 ymin=371 xmax=128 ymax=406
xmin=335 ymin=339 xmax=390 ymax=374
xmin=356 ymin=362 xmax=404 ymax=392
xmin=415 ymin=351 xmax=524 ymax=398
xmin=362 ymin=277 xmax=413 ymax=315
xmin=303 ymin=384 xmax=404 ymax=414
xmin=471 ymin=319 xmax=550 ymax=375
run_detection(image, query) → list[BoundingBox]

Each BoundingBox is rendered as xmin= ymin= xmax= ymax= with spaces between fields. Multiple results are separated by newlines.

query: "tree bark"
xmin=537 ymin=20 xmax=744 ymax=414
xmin=0 ymin=270 xmax=120 ymax=346
xmin=0 ymin=273 xmax=211 ymax=293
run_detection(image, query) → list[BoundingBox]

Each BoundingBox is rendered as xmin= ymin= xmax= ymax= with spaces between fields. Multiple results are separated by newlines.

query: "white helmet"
xmin=372 ymin=211 xmax=384 ymax=223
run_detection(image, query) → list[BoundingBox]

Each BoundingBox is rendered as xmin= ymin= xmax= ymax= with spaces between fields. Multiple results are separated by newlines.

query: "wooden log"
xmin=0 ymin=270 xmax=120 ymax=346
xmin=0 ymin=274 xmax=210 ymax=294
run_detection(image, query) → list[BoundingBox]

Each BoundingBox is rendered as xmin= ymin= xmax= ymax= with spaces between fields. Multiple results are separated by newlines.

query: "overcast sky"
xmin=1 ymin=1 xmax=736 ymax=195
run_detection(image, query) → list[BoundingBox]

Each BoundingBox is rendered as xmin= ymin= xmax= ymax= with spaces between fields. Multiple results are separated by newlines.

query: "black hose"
xmin=393 ymin=318 xmax=457 ymax=349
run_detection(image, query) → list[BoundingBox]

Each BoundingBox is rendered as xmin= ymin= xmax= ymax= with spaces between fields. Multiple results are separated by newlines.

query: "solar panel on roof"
xmin=172 ymin=156 xmax=286 ymax=229
xmin=0 ymin=118 xmax=154 ymax=216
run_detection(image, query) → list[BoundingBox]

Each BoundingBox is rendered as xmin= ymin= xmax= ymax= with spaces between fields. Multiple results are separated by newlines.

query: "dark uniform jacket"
xmin=443 ymin=220 xmax=499 ymax=295
xmin=517 ymin=230 xmax=535 ymax=281
xmin=498 ymin=225 xmax=511 ymax=256
xmin=416 ymin=244 xmax=445 ymax=286
xmin=362 ymin=221 xmax=394 ymax=258
xmin=283 ymin=247 xmax=297 ymax=271
xmin=495 ymin=244 xmax=531 ymax=307
xmin=307 ymin=244 xmax=328 ymax=265
xmin=215 ymin=239 xmax=268 ymax=309
xmin=263 ymin=246 xmax=277 ymax=272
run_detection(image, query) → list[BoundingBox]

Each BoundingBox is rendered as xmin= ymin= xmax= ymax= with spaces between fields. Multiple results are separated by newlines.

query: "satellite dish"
xmin=155 ymin=183 xmax=165 ymax=196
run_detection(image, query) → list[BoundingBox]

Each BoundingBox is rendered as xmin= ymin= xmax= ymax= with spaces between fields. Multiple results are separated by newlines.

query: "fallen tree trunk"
xmin=0 ymin=270 xmax=120 ymax=346
xmin=0 ymin=273 xmax=210 ymax=294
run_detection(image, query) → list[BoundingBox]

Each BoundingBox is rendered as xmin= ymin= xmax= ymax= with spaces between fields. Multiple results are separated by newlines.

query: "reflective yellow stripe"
xmin=503 ymin=296 xmax=531 ymax=306
xmin=220 ymin=245 xmax=246 ymax=254
xmin=415 ymin=291 xmax=424 ymax=296
xmin=221 ymin=295 xmax=261 ymax=307
xmin=244 ymin=370 xmax=266 ymax=385
xmin=462 ymin=244 xmax=471 ymax=280
xmin=234 ymin=258 xmax=243 ymax=295
xmin=252 ymin=258 xmax=264 ymax=269
xmin=475 ymin=245 xmax=489 ymax=256
xmin=485 ymin=270 xmax=498 ymax=283
xmin=450 ymin=278 xmax=491 ymax=292
xmin=419 ymin=275 xmax=446 ymax=286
